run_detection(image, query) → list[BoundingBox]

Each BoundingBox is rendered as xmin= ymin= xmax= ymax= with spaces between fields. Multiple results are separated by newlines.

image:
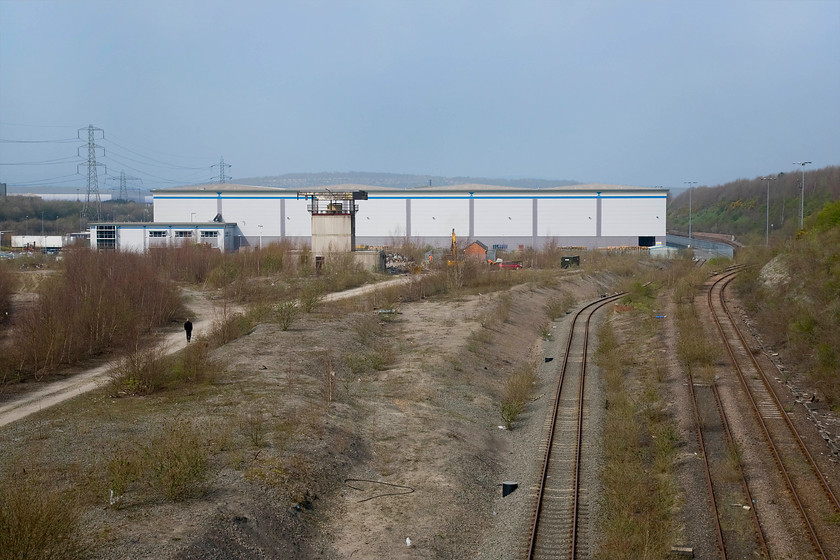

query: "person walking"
xmin=184 ymin=318 xmax=193 ymax=342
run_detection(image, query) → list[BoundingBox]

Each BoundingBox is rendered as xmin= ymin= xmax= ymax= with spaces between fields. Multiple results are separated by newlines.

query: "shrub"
xmin=500 ymin=401 xmax=524 ymax=430
xmin=106 ymin=449 xmax=139 ymax=508
xmin=545 ymin=292 xmax=574 ymax=320
xmin=299 ymin=283 xmax=324 ymax=313
xmin=538 ymin=322 xmax=552 ymax=340
xmin=499 ymin=362 xmax=537 ymax=429
xmin=0 ymin=471 xmax=87 ymax=559
xmin=275 ymin=300 xmax=299 ymax=331
xmin=351 ymin=314 xmax=382 ymax=346
xmin=241 ymin=410 xmax=266 ymax=447
xmin=109 ymin=343 xmax=173 ymax=396
xmin=466 ymin=327 xmax=493 ymax=353
xmin=344 ymin=350 xmax=391 ymax=374
xmin=10 ymin=249 xmax=182 ymax=380
xmin=144 ymin=420 xmax=210 ymax=501
xmin=147 ymin=245 xmax=224 ymax=283
xmin=173 ymin=340 xmax=223 ymax=384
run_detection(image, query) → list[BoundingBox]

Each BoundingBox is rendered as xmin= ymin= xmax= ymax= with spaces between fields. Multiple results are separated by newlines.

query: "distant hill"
xmin=236 ymin=171 xmax=581 ymax=190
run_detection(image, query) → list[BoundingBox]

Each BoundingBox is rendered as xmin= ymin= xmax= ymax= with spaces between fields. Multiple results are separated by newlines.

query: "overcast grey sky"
xmin=1 ymin=0 xmax=838 ymax=191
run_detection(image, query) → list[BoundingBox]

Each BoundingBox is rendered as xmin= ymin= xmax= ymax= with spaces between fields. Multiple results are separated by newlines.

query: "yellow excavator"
xmin=447 ymin=228 xmax=460 ymax=266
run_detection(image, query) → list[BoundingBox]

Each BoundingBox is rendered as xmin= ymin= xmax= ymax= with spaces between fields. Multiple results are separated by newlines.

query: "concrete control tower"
xmin=296 ymin=190 xmax=368 ymax=255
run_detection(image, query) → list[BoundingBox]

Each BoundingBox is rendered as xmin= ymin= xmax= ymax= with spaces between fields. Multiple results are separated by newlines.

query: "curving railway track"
xmin=706 ymin=268 xmax=840 ymax=558
xmin=526 ymin=293 xmax=625 ymax=560
xmin=687 ymin=265 xmax=767 ymax=559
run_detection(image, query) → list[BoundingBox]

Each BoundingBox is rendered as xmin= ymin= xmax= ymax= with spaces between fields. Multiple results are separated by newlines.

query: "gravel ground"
xmin=474 ymin=291 xmax=612 ymax=559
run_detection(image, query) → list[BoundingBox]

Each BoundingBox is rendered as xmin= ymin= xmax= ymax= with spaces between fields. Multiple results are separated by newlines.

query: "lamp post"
xmin=684 ymin=181 xmax=697 ymax=239
xmin=258 ymin=224 xmax=263 ymax=250
xmin=25 ymin=215 xmax=28 ymax=237
xmin=762 ymin=176 xmax=776 ymax=246
xmin=793 ymin=161 xmax=811 ymax=230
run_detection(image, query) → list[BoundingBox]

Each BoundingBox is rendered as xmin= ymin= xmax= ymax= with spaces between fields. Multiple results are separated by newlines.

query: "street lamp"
xmin=25 ymin=215 xmax=28 ymax=237
xmin=684 ymin=181 xmax=697 ymax=238
xmin=793 ymin=161 xmax=811 ymax=230
xmin=761 ymin=176 xmax=776 ymax=246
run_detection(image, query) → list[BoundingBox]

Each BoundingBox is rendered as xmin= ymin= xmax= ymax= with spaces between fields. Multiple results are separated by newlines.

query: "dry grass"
xmin=675 ymin=304 xmax=719 ymax=369
xmin=595 ymin=303 xmax=679 ymax=558
xmin=0 ymin=469 xmax=87 ymax=559
xmin=545 ymin=291 xmax=575 ymax=320
xmin=109 ymin=339 xmax=223 ymax=396
xmin=144 ymin=420 xmax=212 ymax=501
xmin=499 ymin=362 xmax=538 ymax=430
xmin=108 ymin=342 xmax=174 ymax=396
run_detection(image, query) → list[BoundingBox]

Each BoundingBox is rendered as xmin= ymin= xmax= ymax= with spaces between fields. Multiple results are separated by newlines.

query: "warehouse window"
xmin=96 ymin=226 xmax=116 ymax=250
xmin=149 ymin=231 xmax=166 ymax=238
xmin=175 ymin=231 xmax=193 ymax=238
xmin=200 ymin=231 xmax=219 ymax=238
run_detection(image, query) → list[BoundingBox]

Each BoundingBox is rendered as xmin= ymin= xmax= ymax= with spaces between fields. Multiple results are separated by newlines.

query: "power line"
xmin=106 ymin=132 xmax=211 ymax=164
xmin=101 ymin=153 xmax=202 ymax=184
xmin=0 ymin=121 xmax=79 ymax=129
xmin=0 ymin=156 xmax=81 ymax=166
xmin=100 ymin=137 xmax=206 ymax=170
xmin=9 ymin=173 xmax=84 ymax=186
xmin=101 ymin=146 xmax=203 ymax=171
xmin=0 ymin=138 xmax=78 ymax=143
xmin=2 ymin=125 xmax=231 ymax=190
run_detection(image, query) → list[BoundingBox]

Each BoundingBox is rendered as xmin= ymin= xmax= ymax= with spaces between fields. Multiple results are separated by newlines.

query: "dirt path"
xmin=0 ymin=288 xmax=232 ymax=427
xmin=0 ymin=277 xmax=410 ymax=428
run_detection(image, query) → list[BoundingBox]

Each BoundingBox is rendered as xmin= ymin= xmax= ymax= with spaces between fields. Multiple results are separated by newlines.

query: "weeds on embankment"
xmin=736 ymin=222 xmax=840 ymax=407
xmin=499 ymin=362 xmax=538 ymax=430
xmin=0 ymin=470 xmax=88 ymax=560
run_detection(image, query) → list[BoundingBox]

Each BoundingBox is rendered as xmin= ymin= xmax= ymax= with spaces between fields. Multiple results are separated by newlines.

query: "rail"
xmin=527 ymin=292 xmax=625 ymax=559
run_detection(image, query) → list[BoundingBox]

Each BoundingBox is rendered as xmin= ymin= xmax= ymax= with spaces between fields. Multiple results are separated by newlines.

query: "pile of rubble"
xmin=385 ymin=253 xmax=416 ymax=274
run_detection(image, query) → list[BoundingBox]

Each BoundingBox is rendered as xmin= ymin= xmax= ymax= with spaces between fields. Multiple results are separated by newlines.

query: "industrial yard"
xmin=2 ymin=245 xmax=839 ymax=559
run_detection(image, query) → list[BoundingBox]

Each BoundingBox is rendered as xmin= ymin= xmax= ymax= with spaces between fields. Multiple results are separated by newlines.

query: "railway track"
xmin=687 ymin=265 xmax=767 ymax=559
xmin=707 ymin=269 xmax=840 ymax=558
xmin=526 ymin=293 xmax=624 ymax=560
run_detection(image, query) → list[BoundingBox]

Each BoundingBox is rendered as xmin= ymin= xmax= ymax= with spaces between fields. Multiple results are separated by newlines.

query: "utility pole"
xmin=211 ymin=156 xmax=231 ymax=184
xmin=684 ymin=181 xmax=697 ymax=239
xmin=762 ymin=176 xmax=776 ymax=246
xmin=77 ymin=125 xmax=106 ymax=221
xmin=792 ymin=161 xmax=811 ymax=230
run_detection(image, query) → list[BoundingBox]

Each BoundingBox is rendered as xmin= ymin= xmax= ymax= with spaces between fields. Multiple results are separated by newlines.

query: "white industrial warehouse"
xmin=89 ymin=182 xmax=668 ymax=252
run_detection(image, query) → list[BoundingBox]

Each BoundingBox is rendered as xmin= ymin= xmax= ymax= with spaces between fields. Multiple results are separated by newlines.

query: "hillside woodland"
xmin=0 ymin=197 xmax=149 ymax=238
xmin=668 ymin=165 xmax=840 ymax=243
xmin=736 ymin=200 xmax=840 ymax=406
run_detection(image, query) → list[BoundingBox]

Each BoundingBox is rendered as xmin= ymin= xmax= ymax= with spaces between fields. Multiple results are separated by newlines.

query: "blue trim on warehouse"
xmin=155 ymin=194 xmax=668 ymax=201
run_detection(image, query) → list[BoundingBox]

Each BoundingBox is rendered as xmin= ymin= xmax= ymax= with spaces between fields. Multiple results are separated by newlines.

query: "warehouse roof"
xmin=154 ymin=182 xmax=667 ymax=194
xmin=152 ymin=183 xmax=281 ymax=193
